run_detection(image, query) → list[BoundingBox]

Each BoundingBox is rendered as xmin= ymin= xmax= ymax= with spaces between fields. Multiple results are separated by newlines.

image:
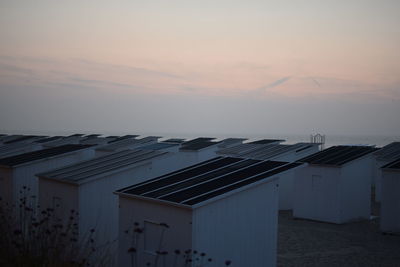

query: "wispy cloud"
xmin=72 ymin=58 xmax=182 ymax=79
xmin=0 ymin=63 xmax=34 ymax=75
xmin=254 ymin=76 xmax=292 ymax=93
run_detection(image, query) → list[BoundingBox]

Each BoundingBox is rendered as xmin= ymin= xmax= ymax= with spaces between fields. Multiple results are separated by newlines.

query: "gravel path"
xmin=278 ymin=203 xmax=400 ymax=267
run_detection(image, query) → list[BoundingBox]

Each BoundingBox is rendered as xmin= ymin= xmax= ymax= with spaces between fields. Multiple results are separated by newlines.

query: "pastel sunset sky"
xmin=1 ymin=0 xmax=399 ymax=137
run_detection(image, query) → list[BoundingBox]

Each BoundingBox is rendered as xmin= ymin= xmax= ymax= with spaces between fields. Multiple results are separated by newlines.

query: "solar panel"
xmin=381 ymin=158 xmax=400 ymax=170
xmin=374 ymin=142 xmax=400 ymax=161
xmin=34 ymin=136 xmax=63 ymax=143
xmin=40 ymin=149 xmax=168 ymax=183
xmin=184 ymin=162 xmax=302 ymax=205
xmin=161 ymin=161 xmax=286 ymax=203
xmin=164 ymin=138 xmax=186 ymax=144
xmin=182 ymin=137 xmax=215 ymax=146
xmin=143 ymin=159 xmax=258 ymax=198
xmin=248 ymin=139 xmax=284 ymax=145
xmin=140 ymin=142 xmax=178 ymax=151
xmin=124 ymin=157 xmax=242 ymax=195
xmin=116 ymin=157 xmax=223 ymax=193
xmin=181 ymin=141 xmax=219 ymax=151
xmin=298 ymin=146 xmax=378 ymax=166
xmin=3 ymin=135 xmax=41 ymax=144
xmin=119 ymin=155 xmax=304 ymax=206
xmin=0 ymin=144 xmax=92 ymax=167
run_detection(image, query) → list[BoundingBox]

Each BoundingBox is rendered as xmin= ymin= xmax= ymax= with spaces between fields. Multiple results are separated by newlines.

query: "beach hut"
xmin=217 ymin=138 xmax=247 ymax=149
xmin=116 ymin=157 xmax=303 ymax=267
xmin=180 ymin=137 xmax=221 ymax=162
xmin=0 ymin=144 xmax=94 ymax=207
xmin=293 ymin=146 xmax=378 ymax=224
xmin=94 ymin=136 xmax=159 ymax=156
xmin=380 ymin=158 xmax=400 ymax=234
xmin=372 ymin=142 xmax=400 ymax=202
xmin=36 ymin=148 xmax=211 ymax=259
xmin=42 ymin=134 xmax=86 ymax=147
xmin=0 ymin=135 xmax=46 ymax=145
xmin=0 ymin=141 xmax=44 ymax=158
xmin=219 ymin=142 xmax=319 ymax=210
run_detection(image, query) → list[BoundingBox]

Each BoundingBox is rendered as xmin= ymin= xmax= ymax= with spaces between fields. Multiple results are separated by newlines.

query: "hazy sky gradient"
xmin=1 ymin=0 xmax=399 ymax=137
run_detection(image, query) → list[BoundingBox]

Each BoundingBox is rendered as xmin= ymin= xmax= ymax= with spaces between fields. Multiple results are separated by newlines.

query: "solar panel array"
xmin=374 ymin=142 xmax=400 ymax=161
xmin=39 ymin=149 xmax=168 ymax=183
xmin=218 ymin=143 xmax=316 ymax=160
xmin=218 ymin=143 xmax=266 ymax=156
xmin=34 ymin=136 xmax=63 ymax=144
xmin=120 ymin=157 xmax=302 ymax=206
xmin=108 ymin=135 xmax=139 ymax=143
xmin=3 ymin=135 xmax=44 ymax=144
xmin=139 ymin=142 xmax=178 ymax=151
xmin=0 ymin=144 xmax=93 ymax=167
xmin=164 ymin=138 xmax=186 ymax=144
xmin=180 ymin=137 xmax=219 ymax=151
xmin=96 ymin=137 xmax=157 ymax=151
xmin=381 ymin=158 xmax=400 ymax=170
xmin=298 ymin=145 xmax=378 ymax=166
xmin=248 ymin=139 xmax=284 ymax=145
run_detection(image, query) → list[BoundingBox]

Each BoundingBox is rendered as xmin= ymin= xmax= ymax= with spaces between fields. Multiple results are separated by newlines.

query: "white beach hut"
xmin=380 ymin=158 xmax=400 ymax=234
xmin=36 ymin=147 xmax=212 ymax=261
xmin=41 ymin=134 xmax=86 ymax=147
xmin=0 ymin=144 xmax=94 ymax=207
xmin=218 ymin=142 xmax=320 ymax=210
xmin=372 ymin=142 xmax=400 ymax=202
xmin=116 ymin=157 xmax=303 ymax=267
xmin=293 ymin=146 xmax=378 ymax=224
xmin=94 ymin=136 xmax=158 ymax=156
xmin=179 ymin=137 xmax=221 ymax=162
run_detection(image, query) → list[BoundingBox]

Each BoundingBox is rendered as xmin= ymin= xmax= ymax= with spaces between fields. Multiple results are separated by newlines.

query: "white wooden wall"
xmin=340 ymin=156 xmax=373 ymax=222
xmin=118 ymin=197 xmax=192 ymax=267
xmin=374 ymin=159 xmax=389 ymax=202
xmin=380 ymin=169 xmax=400 ymax=233
xmin=12 ymin=148 xmax=94 ymax=208
xmin=192 ymin=179 xmax=279 ymax=267
xmin=273 ymin=146 xmax=319 ymax=210
xmin=293 ymin=165 xmax=342 ymax=223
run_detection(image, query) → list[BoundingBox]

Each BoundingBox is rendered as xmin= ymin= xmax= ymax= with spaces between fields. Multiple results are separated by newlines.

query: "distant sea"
xmin=161 ymin=133 xmax=399 ymax=148
xmin=1 ymin=129 xmax=398 ymax=148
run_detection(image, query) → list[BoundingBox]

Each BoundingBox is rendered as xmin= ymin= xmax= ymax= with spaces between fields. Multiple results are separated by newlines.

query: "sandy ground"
xmin=278 ymin=202 xmax=400 ymax=267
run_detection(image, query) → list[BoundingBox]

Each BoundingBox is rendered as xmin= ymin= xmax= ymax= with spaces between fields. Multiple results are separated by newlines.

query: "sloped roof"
xmin=374 ymin=142 xmax=400 ymax=161
xmin=119 ymin=157 xmax=302 ymax=206
xmin=38 ymin=149 xmax=169 ymax=184
xmin=381 ymin=158 xmax=400 ymax=170
xmin=298 ymin=145 xmax=378 ymax=166
xmin=0 ymin=144 xmax=92 ymax=167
